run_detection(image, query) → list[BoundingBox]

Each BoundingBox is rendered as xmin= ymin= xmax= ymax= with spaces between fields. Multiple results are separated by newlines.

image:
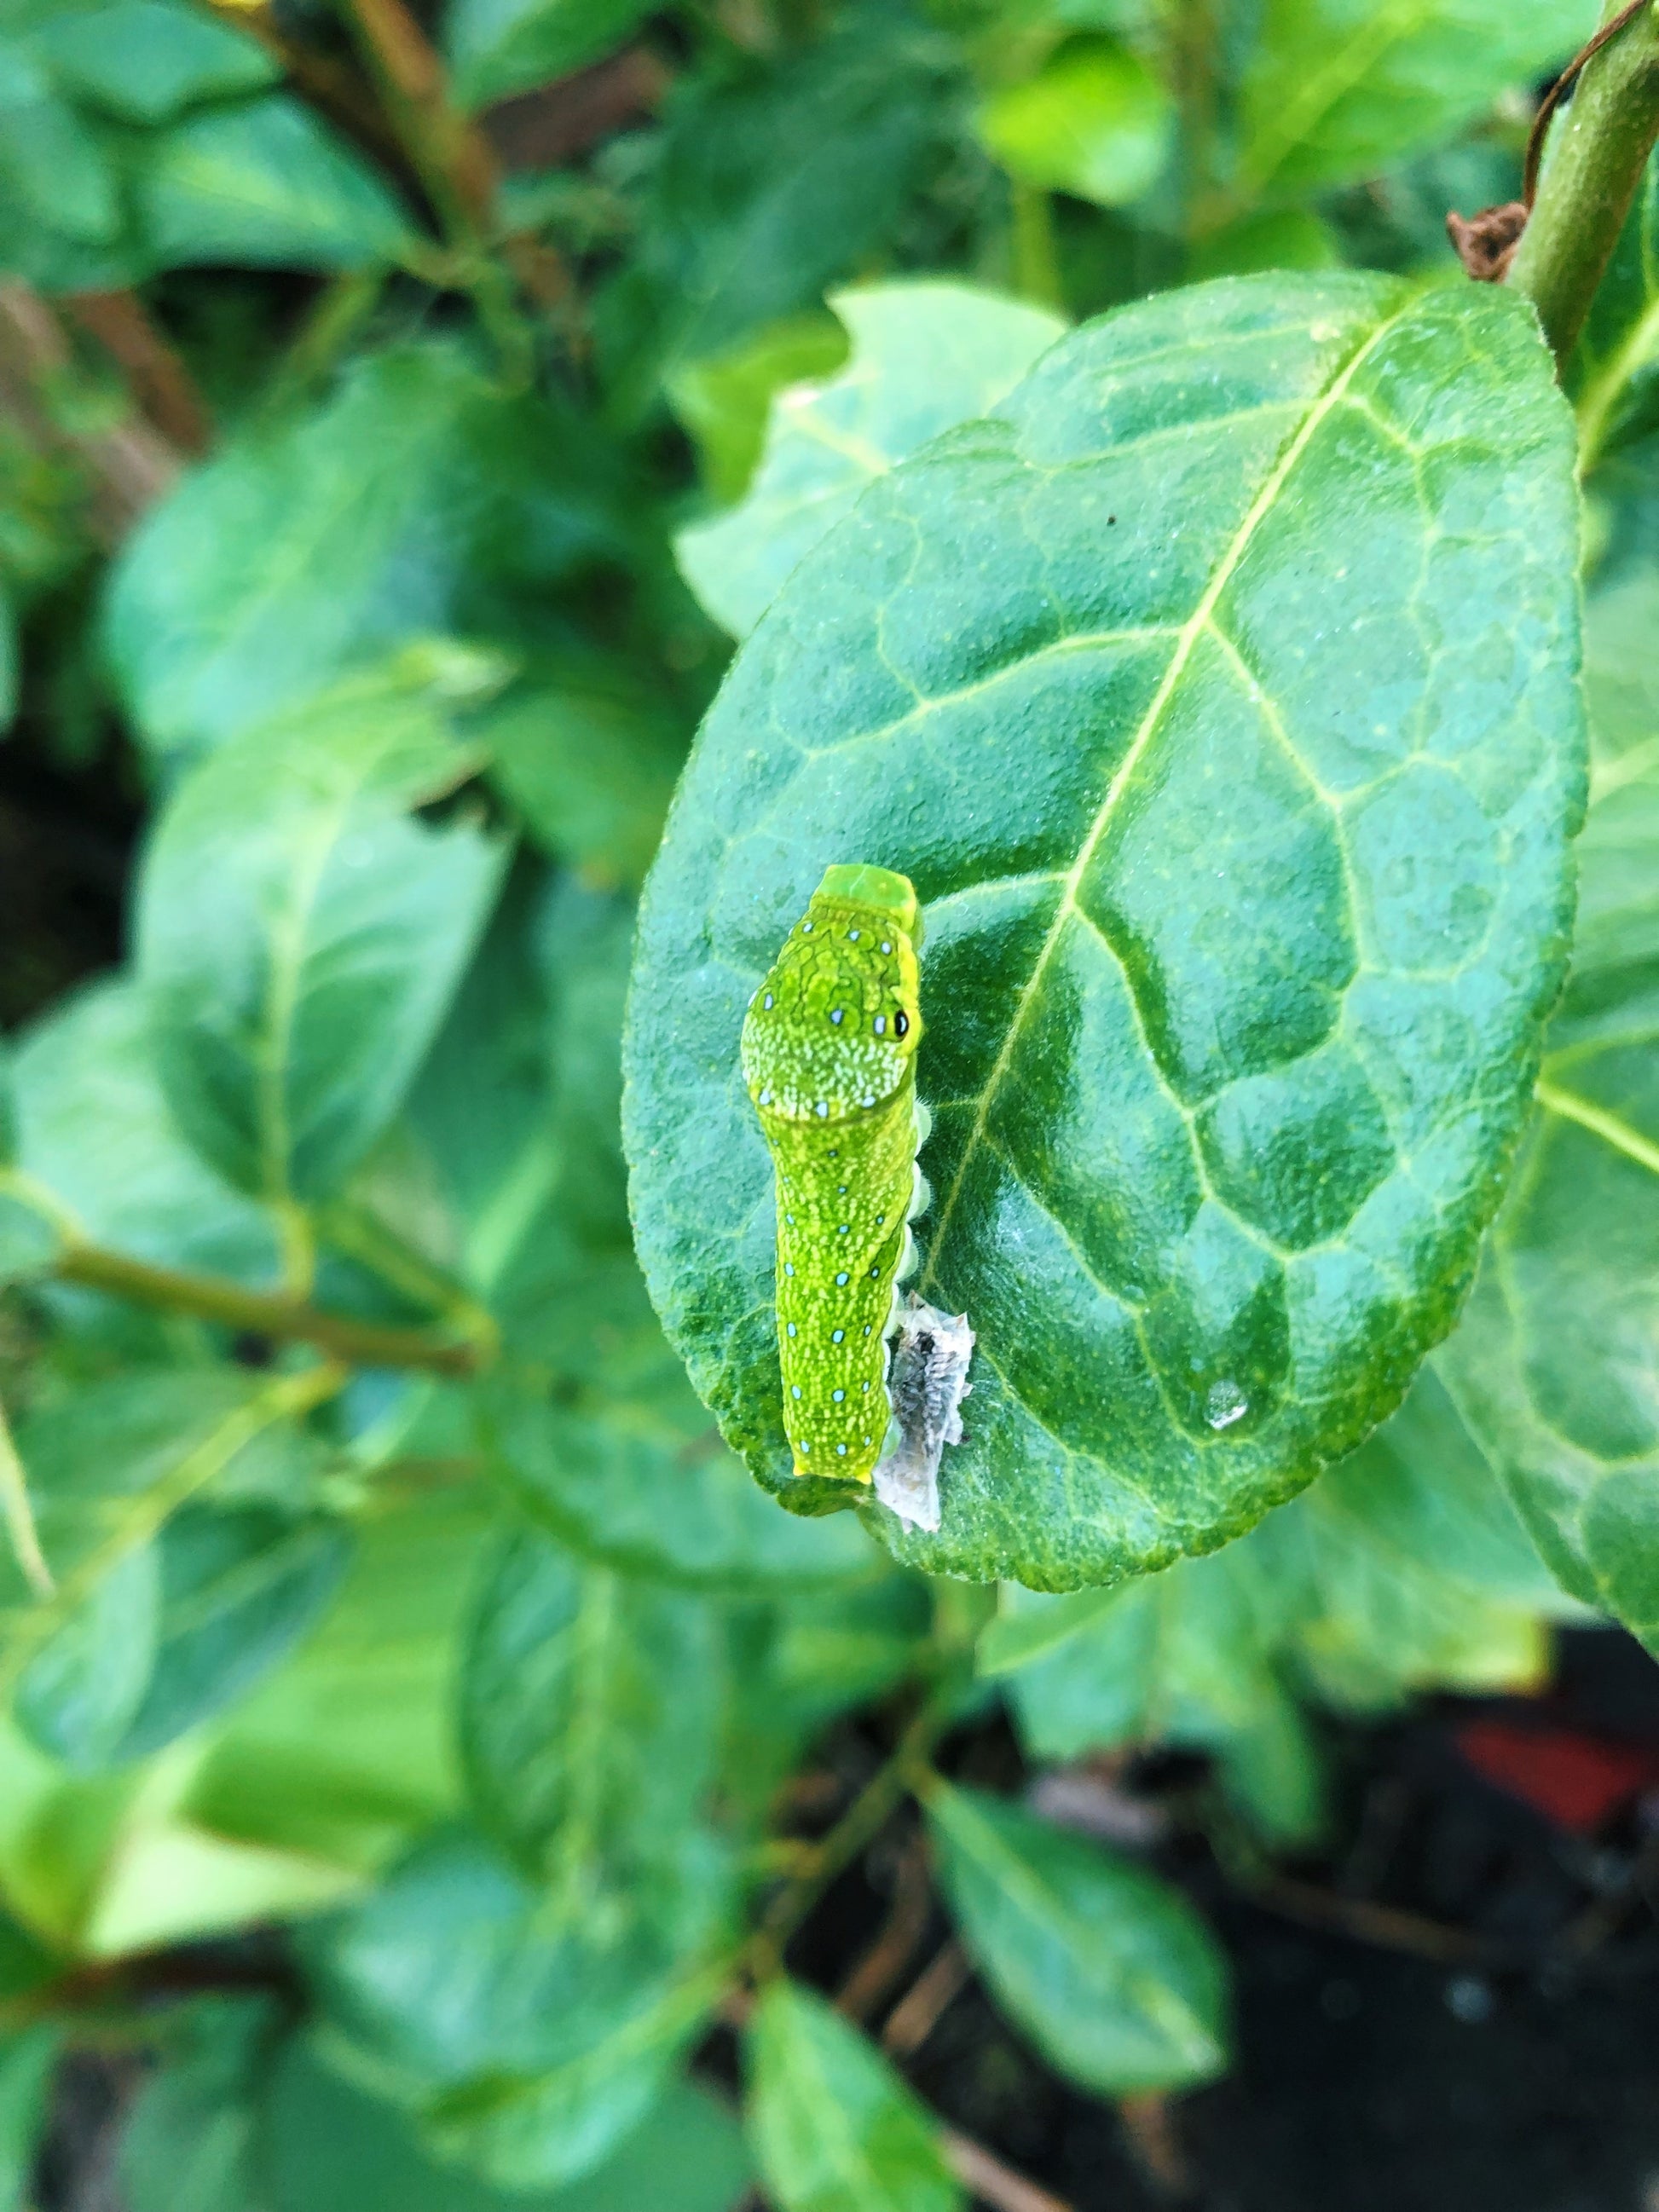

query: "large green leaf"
xmin=103 ymin=344 xmax=627 ymax=760
xmin=312 ymin=1824 xmax=735 ymax=2190
xmin=626 ymin=272 xmax=1584 ymax=1589
xmin=1234 ymin=0 xmax=1595 ymax=204
xmin=459 ymin=1519 xmax=722 ymax=1883
xmin=136 ymin=676 xmax=507 ymax=1205
xmin=1435 ymin=566 xmax=1659 ymax=1652
xmin=746 ymin=1980 xmax=962 ymax=2212
xmin=676 ymin=281 xmax=1065 ymax=639
xmin=927 ymin=1782 xmax=1228 ymax=2093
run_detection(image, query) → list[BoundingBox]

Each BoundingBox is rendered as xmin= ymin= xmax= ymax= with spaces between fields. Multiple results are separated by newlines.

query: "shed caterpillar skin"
xmin=741 ymin=864 xmax=927 ymax=1483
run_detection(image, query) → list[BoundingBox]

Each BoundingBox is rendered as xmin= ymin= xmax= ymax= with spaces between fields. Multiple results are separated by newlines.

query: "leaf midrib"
xmin=918 ymin=293 xmax=1417 ymax=1303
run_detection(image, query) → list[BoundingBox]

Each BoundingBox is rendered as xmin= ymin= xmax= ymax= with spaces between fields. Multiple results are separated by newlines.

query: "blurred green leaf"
xmin=136 ymin=676 xmax=507 ymax=1204
xmin=485 ymin=1382 xmax=881 ymax=1588
xmin=0 ymin=583 xmax=15 ymax=735
xmin=136 ymin=95 xmax=414 ymax=272
xmin=1573 ymin=143 xmax=1659 ymax=476
xmin=1235 ymin=0 xmax=1594 ymax=202
xmin=32 ymin=0 xmax=276 ymax=124
xmin=313 ymin=1823 xmax=735 ymax=2189
xmin=977 ymin=36 xmax=1172 ymax=207
xmin=17 ymin=1503 xmax=350 ymax=1770
xmin=0 ymin=2021 xmax=58 ymax=2212
xmin=598 ymin=11 xmax=959 ymax=402
xmin=928 ymin=1782 xmax=1228 ymax=2093
xmin=668 ymin=311 xmax=848 ymax=507
xmin=0 ymin=42 xmax=119 ymax=247
xmin=120 ymin=1995 xmax=273 ymax=2212
xmin=447 ymin=0 xmax=656 ymax=111
xmin=13 ymin=978 xmax=281 ymax=1285
xmin=747 ymin=1979 xmax=962 ymax=2212
xmin=482 ymin=664 xmax=687 ymax=888
xmin=3 ymin=1368 xmax=340 ymax=1769
xmin=676 ymin=280 xmax=1064 ymax=638
xmin=459 ymin=1518 xmax=722 ymax=1880
xmin=105 ymin=343 xmax=627 ymax=760
xmin=186 ymin=1481 xmax=491 ymax=1878
xmin=265 ymin=2036 xmax=752 ymax=2212
xmin=627 ymin=274 xmax=1584 ymax=1590
xmin=996 ymin=1551 xmax=1323 ymax=1845
xmin=1188 ymin=206 xmax=1340 ymax=281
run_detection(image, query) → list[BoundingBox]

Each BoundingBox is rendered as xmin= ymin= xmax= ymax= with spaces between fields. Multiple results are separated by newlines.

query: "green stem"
xmin=747 ymin=1688 xmax=956 ymax=1983
xmin=53 ymin=1243 xmax=485 ymax=1377
xmin=1507 ymin=0 xmax=1659 ymax=364
xmin=316 ymin=1200 xmax=500 ymax=1360
xmin=1009 ymin=182 xmax=1062 ymax=311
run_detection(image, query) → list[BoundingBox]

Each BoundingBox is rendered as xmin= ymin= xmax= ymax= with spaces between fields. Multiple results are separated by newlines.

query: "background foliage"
xmin=0 ymin=0 xmax=1656 ymax=2204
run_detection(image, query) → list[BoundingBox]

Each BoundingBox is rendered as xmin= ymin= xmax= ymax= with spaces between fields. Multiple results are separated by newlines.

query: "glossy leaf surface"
xmin=627 ymin=273 xmax=1584 ymax=1588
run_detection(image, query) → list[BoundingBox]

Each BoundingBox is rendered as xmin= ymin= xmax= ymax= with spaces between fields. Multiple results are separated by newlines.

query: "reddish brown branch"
xmin=64 ymin=291 xmax=211 ymax=456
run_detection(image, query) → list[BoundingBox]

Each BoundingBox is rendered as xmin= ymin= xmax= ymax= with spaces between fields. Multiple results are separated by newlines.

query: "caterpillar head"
xmin=742 ymin=865 xmax=922 ymax=1123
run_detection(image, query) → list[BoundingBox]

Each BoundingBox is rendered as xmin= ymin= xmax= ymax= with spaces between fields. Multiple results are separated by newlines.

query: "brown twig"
xmin=942 ymin=2129 xmax=1074 ymax=2212
xmin=882 ymin=1938 xmax=971 ymax=2057
xmin=1252 ymin=1873 xmax=1503 ymax=1967
xmin=342 ymin=0 xmax=569 ymax=320
xmin=836 ymin=1840 xmax=934 ymax=2025
xmin=1116 ymin=2091 xmax=1194 ymax=2201
xmin=0 ymin=283 xmax=181 ymax=540
xmin=63 ymin=291 xmax=212 ymax=456
xmin=342 ymin=0 xmax=499 ymax=228
xmin=197 ymin=0 xmax=408 ymax=176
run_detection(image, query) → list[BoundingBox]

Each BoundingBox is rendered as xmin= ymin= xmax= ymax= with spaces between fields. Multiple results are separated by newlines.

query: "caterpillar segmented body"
xmin=741 ymin=865 xmax=928 ymax=1483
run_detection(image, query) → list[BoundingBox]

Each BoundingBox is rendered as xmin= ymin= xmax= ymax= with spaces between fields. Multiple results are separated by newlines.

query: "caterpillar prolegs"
xmin=740 ymin=865 xmax=972 ymax=1528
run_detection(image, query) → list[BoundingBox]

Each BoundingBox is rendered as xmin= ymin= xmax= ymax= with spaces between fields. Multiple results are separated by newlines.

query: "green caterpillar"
xmin=741 ymin=864 xmax=928 ymax=1485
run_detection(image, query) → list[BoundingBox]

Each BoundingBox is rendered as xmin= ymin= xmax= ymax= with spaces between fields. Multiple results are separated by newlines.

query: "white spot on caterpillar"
xmin=835 ymin=1270 xmax=849 ymax=1285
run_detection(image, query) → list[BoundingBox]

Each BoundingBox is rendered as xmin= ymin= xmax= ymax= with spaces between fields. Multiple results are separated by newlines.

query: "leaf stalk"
xmin=1507 ymin=0 xmax=1659 ymax=362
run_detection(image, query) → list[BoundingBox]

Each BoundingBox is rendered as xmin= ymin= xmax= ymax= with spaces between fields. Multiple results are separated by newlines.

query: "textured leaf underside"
xmin=625 ymin=272 xmax=1584 ymax=1589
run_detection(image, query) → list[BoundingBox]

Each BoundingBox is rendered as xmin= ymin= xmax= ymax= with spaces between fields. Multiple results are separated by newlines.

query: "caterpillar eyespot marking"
xmin=739 ymin=863 xmax=930 ymax=1486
